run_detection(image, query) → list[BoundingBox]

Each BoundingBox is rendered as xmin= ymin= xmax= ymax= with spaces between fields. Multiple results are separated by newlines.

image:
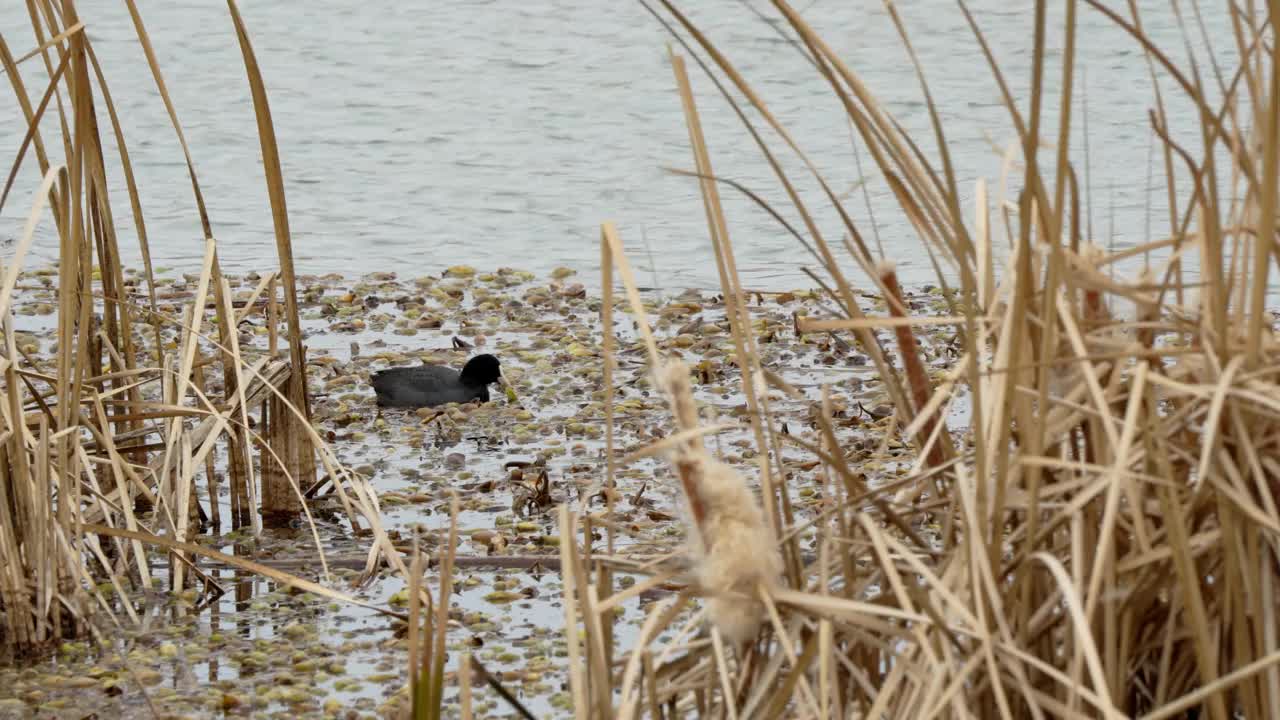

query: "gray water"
xmin=1 ymin=1 xmax=1243 ymax=291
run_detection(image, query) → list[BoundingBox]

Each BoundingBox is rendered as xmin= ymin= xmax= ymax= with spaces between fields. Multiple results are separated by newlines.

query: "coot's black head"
xmin=459 ymin=354 xmax=502 ymax=387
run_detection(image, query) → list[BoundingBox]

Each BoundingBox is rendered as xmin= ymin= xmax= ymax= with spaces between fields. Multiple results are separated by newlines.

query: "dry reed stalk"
xmin=670 ymin=47 xmax=808 ymax=587
xmin=399 ymin=492 xmax=460 ymax=719
xmin=458 ymin=651 xmax=473 ymax=720
xmin=559 ymin=505 xmax=592 ymax=720
xmin=262 ymin=380 xmax=303 ymax=524
xmin=217 ymin=276 xmax=255 ymax=534
xmin=597 ymin=231 xmax=619 ymax=679
xmin=405 ymin=548 xmax=425 ymax=713
xmin=267 ymin=274 xmax=280 ymax=356
xmin=648 ymin=0 xmax=917 ymax=428
xmin=228 ymin=0 xmax=316 ymax=504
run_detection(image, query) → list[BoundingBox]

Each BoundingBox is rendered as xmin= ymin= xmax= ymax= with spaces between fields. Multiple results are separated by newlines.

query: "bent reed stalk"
xmin=563 ymin=1 xmax=1280 ymax=718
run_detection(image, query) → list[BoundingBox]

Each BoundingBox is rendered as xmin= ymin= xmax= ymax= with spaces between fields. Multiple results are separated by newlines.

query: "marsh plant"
xmin=0 ymin=0 xmax=403 ymax=659
xmin=559 ymin=1 xmax=1280 ymax=718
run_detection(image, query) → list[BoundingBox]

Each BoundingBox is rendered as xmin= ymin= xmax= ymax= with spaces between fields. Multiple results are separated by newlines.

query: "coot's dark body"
xmin=371 ymin=354 xmax=502 ymax=408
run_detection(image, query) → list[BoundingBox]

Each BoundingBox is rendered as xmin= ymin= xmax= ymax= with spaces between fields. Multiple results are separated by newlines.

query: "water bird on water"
xmin=371 ymin=353 xmax=507 ymax=407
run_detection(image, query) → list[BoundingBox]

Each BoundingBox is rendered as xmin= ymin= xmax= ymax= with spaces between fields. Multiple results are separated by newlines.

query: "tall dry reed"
xmin=562 ymin=1 xmax=1280 ymax=717
xmin=1 ymin=0 xmax=402 ymax=657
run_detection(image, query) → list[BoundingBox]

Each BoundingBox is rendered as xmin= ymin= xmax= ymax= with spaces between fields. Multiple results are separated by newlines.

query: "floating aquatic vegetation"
xmin=3 ymin=259 xmax=931 ymax=716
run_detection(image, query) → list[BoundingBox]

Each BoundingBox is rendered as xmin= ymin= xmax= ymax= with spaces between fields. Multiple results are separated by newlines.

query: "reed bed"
xmin=1 ymin=0 xmax=400 ymax=659
xmin=563 ymin=1 xmax=1280 ymax=718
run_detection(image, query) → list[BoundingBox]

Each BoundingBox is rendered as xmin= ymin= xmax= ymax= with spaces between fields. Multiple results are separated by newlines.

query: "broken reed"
xmin=0 ymin=0 xmax=387 ymax=657
xmin=560 ymin=1 xmax=1280 ymax=718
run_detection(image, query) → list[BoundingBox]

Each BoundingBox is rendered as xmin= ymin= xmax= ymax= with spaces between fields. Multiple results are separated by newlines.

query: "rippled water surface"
xmin=1 ymin=1 xmax=1238 ymax=289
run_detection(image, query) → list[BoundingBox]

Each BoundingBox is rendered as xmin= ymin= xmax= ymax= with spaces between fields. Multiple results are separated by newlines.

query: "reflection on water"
xmin=0 ymin=2 xmax=1240 ymax=291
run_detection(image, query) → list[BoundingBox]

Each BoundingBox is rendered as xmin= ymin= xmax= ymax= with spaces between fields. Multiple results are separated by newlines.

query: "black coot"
xmin=371 ymin=354 xmax=503 ymax=408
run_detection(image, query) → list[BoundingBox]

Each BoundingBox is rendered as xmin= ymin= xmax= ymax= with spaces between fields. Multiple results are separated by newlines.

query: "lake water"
xmin=1 ymin=1 xmax=1240 ymax=292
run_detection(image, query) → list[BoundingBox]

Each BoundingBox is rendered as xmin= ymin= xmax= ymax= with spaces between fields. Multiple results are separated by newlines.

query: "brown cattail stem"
xmin=1080 ymin=245 xmax=1111 ymax=466
xmin=675 ymin=458 xmax=710 ymax=541
xmin=879 ymin=262 xmax=953 ymax=470
xmin=664 ymin=363 xmax=709 ymax=541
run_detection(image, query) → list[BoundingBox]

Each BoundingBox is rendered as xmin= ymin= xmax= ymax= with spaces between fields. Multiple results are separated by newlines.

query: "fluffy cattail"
xmin=657 ymin=360 xmax=781 ymax=644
